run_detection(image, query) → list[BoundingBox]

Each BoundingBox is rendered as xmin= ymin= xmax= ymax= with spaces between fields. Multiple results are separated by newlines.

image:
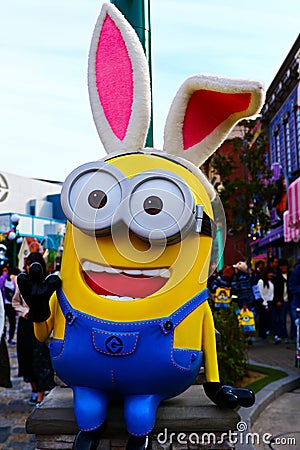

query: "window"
xmin=293 ymin=103 xmax=300 ymax=169
xmin=273 ymin=125 xmax=281 ymax=164
xmin=283 ymin=113 xmax=292 ymax=175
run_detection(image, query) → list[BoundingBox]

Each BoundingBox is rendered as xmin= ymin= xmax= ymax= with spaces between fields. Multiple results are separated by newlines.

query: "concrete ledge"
xmin=26 ymin=385 xmax=240 ymax=437
xmin=236 ymin=362 xmax=300 ymax=450
xmin=240 ymin=361 xmax=300 ymax=426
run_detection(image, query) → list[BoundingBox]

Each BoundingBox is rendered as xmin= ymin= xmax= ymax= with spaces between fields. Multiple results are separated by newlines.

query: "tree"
xmin=212 ymin=302 xmax=247 ymax=385
xmin=211 ymin=120 xmax=278 ymax=258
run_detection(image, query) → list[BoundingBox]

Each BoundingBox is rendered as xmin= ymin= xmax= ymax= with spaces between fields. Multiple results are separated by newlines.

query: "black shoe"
xmin=126 ymin=435 xmax=149 ymax=450
xmin=72 ymin=428 xmax=103 ymax=450
xmin=28 ymin=392 xmax=38 ymax=405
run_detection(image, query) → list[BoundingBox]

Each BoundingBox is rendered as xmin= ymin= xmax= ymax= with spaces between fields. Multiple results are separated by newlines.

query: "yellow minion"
xmin=18 ymin=4 xmax=264 ymax=449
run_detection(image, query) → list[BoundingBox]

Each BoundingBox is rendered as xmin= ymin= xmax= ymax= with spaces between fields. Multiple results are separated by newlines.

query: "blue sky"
xmin=0 ymin=0 xmax=299 ymax=182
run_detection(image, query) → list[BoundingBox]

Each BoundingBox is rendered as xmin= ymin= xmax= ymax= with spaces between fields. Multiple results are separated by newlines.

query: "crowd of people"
xmin=0 ymin=252 xmax=56 ymax=404
xmin=209 ymin=256 xmax=300 ymax=344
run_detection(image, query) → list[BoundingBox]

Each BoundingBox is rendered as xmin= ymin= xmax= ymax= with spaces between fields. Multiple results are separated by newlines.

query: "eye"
xmin=143 ymin=196 xmax=163 ymax=215
xmin=69 ymin=171 xmax=121 ymax=223
xmin=88 ymin=190 xmax=107 ymax=209
xmin=61 ymin=162 xmax=126 ymax=233
xmin=130 ymin=179 xmax=184 ymax=230
xmin=128 ymin=175 xmax=194 ymax=241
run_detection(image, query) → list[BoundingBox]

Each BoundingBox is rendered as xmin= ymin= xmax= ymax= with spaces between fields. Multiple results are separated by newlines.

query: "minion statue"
xmin=18 ymin=3 xmax=265 ymax=449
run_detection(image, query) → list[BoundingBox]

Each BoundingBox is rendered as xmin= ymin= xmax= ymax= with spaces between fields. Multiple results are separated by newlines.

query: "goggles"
xmin=61 ymin=161 xmax=216 ymax=245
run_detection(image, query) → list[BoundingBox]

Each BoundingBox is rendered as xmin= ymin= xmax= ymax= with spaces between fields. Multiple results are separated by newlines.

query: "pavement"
xmin=0 ymin=341 xmax=36 ymax=450
xmin=0 ymin=336 xmax=299 ymax=450
xmin=239 ymin=338 xmax=300 ymax=450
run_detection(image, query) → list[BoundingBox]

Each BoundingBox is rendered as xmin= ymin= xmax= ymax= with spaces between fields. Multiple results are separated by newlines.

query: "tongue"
xmin=83 ymin=271 xmax=168 ymax=298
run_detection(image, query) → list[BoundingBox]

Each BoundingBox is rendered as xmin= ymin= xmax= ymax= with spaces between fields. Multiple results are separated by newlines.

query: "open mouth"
xmin=82 ymin=261 xmax=170 ymax=301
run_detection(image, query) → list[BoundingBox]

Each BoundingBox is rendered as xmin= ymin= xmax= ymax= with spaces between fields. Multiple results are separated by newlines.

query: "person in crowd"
xmin=0 ymin=266 xmax=8 ymax=324
xmin=257 ymin=267 xmax=278 ymax=342
xmin=272 ymin=259 xmax=292 ymax=343
xmin=207 ymin=263 xmax=218 ymax=292
xmin=210 ymin=264 xmax=234 ymax=293
xmin=250 ymin=260 xmax=265 ymax=339
xmin=288 ymin=259 xmax=300 ymax=340
xmin=231 ymin=261 xmax=255 ymax=308
xmin=251 ymin=260 xmax=265 ymax=286
xmin=12 ymin=252 xmax=56 ymax=405
xmin=2 ymin=267 xmax=19 ymax=345
xmin=269 ymin=256 xmax=280 ymax=276
xmin=209 ymin=265 xmax=234 ymax=309
xmin=0 ymin=286 xmax=12 ymax=388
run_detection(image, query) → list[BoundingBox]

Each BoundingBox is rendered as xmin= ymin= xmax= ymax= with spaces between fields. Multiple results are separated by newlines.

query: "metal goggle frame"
xmin=61 ymin=161 xmax=216 ymax=245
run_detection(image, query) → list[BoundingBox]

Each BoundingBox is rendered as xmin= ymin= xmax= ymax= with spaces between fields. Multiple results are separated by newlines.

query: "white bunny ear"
xmin=88 ymin=3 xmax=151 ymax=155
xmin=163 ymin=75 xmax=265 ymax=166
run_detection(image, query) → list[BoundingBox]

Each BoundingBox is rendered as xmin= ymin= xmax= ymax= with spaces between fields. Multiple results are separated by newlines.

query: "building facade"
xmin=0 ymin=170 xmax=65 ymax=267
xmin=260 ymin=34 xmax=300 ymax=264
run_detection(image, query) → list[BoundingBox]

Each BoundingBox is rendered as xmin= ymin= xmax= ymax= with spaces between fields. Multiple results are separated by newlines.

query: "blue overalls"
xmin=49 ymin=288 xmax=208 ymax=435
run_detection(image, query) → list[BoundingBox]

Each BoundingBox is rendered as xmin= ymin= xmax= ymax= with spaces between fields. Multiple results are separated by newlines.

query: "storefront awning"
xmin=258 ymin=224 xmax=284 ymax=248
xmin=284 ymin=210 xmax=300 ymax=243
xmin=288 ymin=177 xmax=300 ymax=226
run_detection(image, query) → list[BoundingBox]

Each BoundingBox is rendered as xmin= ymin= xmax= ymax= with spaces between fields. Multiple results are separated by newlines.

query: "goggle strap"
xmin=195 ymin=204 xmax=217 ymax=239
xmin=202 ymin=212 xmax=217 ymax=239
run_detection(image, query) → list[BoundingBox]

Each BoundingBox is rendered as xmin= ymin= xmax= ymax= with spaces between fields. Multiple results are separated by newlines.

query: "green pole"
xmin=217 ymin=225 xmax=224 ymax=272
xmin=111 ymin=0 xmax=153 ymax=147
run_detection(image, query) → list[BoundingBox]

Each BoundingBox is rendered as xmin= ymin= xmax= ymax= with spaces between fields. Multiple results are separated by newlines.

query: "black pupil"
xmin=143 ymin=196 xmax=163 ymax=215
xmin=88 ymin=190 xmax=107 ymax=209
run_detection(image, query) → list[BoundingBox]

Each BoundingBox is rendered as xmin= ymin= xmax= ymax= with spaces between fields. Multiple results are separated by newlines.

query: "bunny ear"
xmin=88 ymin=3 xmax=151 ymax=155
xmin=163 ymin=75 xmax=265 ymax=166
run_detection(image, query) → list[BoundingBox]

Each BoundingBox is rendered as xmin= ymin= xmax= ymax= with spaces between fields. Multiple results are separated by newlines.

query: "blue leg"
xmin=73 ymin=386 xmax=109 ymax=431
xmin=124 ymin=394 xmax=161 ymax=436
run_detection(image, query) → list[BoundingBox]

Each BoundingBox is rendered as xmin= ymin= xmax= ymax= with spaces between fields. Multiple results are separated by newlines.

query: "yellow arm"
xmin=202 ymin=303 xmax=219 ymax=382
xmin=173 ymin=300 xmax=219 ymax=382
xmin=33 ymin=293 xmax=57 ymax=342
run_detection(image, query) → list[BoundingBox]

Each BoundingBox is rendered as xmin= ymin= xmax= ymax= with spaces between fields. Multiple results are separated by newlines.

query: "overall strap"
xmin=56 ymin=288 xmax=77 ymax=325
xmin=160 ymin=288 xmax=209 ymax=335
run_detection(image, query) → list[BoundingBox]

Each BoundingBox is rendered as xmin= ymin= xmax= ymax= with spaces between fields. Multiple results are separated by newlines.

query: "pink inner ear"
xmin=95 ymin=15 xmax=133 ymax=141
xmin=183 ymin=90 xmax=251 ymax=150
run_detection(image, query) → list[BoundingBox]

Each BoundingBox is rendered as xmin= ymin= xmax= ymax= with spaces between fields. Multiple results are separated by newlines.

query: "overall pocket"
xmin=171 ymin=348 xmax=203 ymax=371
xmin=48 ymin=339 xmax=64 ymax=360
xmin=92 ymin=328 xmax=139 ymax=356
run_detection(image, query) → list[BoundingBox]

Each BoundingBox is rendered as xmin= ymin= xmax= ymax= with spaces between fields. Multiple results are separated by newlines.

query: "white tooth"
xmin=102 ymin=295 xmax=140 ymax=301
xmin=142 ymin=269 xmax=160 ymax=276
xmin=160 ymin=268 xmax=171 ymax=278
xmin=82 ymin=261 xmax=91 ymax=271
xmin=82 ymin=261 xmax=104 ymax=272
xmin=82 ymin=261 xmax=170 ymax=279
xmin=104 ymin=266 xmax=122 ymax=274
xmin=82 ymin=261 xmax=94 ymax=271
xmin=82 ymin=261 xmax=122 ymax=274
xmin=123 ymin=269 xmax=142 ymax=275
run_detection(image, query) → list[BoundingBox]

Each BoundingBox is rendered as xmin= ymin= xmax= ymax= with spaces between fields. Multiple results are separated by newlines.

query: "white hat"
xmin=233 ymin=261 xmax=248 ymax=273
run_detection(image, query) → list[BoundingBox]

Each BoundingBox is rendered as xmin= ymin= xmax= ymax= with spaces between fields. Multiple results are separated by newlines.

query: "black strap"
xmin=202 ymin=211 xmax=217 ymax=238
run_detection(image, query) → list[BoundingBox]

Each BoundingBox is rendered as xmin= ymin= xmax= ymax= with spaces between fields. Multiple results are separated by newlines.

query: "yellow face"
xmin=60 ymin=153 xmax=213 ymax=321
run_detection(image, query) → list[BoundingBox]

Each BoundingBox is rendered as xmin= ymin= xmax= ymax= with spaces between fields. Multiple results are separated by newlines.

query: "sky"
xmin=0 ymin=0 xmax=299 ymax=182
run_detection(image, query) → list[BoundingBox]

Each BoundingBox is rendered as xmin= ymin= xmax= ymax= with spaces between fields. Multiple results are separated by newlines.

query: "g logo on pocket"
xmin=93 ymin=328 xmax=139 ymax=356
xmin=105 ymin=336 xmax=124 ymax=354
